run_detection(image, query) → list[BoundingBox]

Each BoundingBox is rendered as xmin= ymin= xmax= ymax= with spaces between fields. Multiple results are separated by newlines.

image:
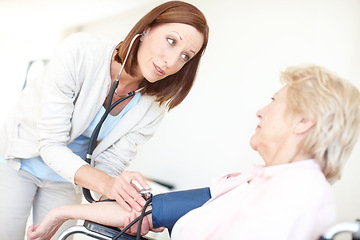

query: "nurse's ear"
xmin=140 ymin=28 xmax=150 ymax=41
xmin=294 ymin=117 xmax=316 ymax=135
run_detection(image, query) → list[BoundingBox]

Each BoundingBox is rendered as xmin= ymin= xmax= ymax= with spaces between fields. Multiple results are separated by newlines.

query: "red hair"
xmin=116 ymin=1 xmax=209 ymax=110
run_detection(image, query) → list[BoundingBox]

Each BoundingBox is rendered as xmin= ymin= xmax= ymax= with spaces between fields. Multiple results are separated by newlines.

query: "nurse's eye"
xmin=167 ymin=37 xmax=175 ymax=45
xmin=181 ymin=53 xmax=190 ymax=62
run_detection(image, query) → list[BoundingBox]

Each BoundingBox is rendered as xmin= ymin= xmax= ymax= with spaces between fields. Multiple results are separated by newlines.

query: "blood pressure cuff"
xmin=151 ymin=187 xmax=211 ymax=233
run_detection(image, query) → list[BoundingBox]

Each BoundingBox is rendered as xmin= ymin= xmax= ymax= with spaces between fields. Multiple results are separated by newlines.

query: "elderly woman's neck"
xmin=262 ymin=146 xmax=308 ymax=167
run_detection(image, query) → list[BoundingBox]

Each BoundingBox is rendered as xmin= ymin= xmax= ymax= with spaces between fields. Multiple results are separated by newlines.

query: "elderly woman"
xmin=27 ymin=65 xmax=360 ymax=240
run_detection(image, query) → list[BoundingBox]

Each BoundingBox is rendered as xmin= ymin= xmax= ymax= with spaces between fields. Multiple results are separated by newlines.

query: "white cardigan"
xmin=0 ymin=33 xmax=166 ymax=184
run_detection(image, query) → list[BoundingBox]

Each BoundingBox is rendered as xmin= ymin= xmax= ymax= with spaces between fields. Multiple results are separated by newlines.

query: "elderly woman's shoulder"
xmin=273 ymin=161 xmax=334 ymax=202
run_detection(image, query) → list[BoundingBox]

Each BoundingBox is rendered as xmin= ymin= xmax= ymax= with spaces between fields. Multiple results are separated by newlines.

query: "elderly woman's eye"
xmin=167 ymin=37 xmax=175 ymax=45
xmin=181 ymin=53 xmax=190 ymax=62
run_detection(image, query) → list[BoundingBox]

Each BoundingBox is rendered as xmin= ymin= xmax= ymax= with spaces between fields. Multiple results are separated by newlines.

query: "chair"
xmin=320 ymin=219 xmax=360 ymax=240
xmin=58 ymin=220 xmax=148 ymax=240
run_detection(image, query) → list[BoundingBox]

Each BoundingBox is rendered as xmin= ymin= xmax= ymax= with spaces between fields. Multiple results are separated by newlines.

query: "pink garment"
xmin=171 ymin=160 xmax=336 ymax=240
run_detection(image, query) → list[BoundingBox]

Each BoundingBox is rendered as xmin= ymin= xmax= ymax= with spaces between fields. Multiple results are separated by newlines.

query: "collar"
xmin=251 ymin=159 xmax=321 ymax=179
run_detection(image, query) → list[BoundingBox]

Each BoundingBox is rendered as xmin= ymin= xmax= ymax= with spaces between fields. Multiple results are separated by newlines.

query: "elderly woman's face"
xmin=136 ymin=23 xmax=204 ymax=83
xmin=250 ymin=86 xmax=301 ymax=166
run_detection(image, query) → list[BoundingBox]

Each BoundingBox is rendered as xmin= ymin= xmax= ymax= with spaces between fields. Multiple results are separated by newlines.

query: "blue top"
xmin=16 ymin=92 xmax=141 ymax=182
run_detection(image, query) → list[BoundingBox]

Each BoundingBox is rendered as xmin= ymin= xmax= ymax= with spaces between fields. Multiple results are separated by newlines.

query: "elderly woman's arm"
xmin=27 ymin=188 xmax=211 ymax=240
xmin=26 ymin=201 xmax=154 ymax=240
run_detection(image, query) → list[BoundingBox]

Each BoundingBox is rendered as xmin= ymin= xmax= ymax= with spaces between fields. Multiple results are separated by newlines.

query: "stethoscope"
xmin=83 ymin=33 xmax=143 ymax=203
xmin=81 ymin=34 xmax=153 ymax=240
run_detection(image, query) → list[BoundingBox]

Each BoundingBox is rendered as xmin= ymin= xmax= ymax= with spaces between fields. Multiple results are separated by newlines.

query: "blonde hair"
xmin=280 ymin=65 xmax=360 ymax=183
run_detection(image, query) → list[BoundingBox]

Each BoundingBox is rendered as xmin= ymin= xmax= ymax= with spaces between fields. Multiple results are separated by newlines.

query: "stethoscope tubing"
xmin=85 ymin=34 xmax=142 ymax=164
xmin=83 ymin=34 xmax=142 ymax=203
xmin=85 ymin=87 xmax=135 ymax=164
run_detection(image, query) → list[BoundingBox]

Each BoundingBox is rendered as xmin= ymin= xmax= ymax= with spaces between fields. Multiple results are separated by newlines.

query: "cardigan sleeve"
xmin=37 ymin=33 xmax=90 ymax=183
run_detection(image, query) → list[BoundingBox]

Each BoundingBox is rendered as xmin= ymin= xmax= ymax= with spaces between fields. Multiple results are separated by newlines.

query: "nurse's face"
xmin=136 ymin=23 xmax=204 ymax=83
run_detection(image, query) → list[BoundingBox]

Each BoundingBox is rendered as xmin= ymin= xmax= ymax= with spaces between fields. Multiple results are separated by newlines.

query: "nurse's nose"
xmin=164 ymin=51 xmax=180 ymax=68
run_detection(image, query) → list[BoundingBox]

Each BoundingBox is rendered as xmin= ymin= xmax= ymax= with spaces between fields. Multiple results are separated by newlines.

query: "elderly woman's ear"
xmin=294 ymin=117 xmax=316 ymax=135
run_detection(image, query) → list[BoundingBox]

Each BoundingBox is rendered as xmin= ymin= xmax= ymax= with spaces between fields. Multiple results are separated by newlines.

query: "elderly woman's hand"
xmin=103 ymin=171 xmax=150 ymax=212
xmin=123 ymin=209 xmax=166 ymax=236
xmin=26 ymin=207 xmax=65 ymax=240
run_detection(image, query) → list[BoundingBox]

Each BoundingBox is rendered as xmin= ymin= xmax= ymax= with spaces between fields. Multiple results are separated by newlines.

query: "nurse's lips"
xmin=153 ymin=63 xmax=164 ymax=76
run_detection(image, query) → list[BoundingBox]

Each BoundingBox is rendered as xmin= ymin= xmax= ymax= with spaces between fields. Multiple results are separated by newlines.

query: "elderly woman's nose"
xmin=256 ymin=107 xmax=265 ymax=119
xmin=256 ymin=110 xmax=262 ymax=119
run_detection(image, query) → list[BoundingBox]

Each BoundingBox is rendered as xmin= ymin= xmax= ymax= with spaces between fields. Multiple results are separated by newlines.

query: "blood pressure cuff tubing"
xmin=151 ymin=187 xmax=211 ymax=232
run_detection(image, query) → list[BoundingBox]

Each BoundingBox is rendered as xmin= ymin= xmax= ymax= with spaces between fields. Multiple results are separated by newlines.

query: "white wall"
xmin=124 ymin=0 xmax=360 ymax=224
xmin=1 ymin=0 xmax=359 ymax=227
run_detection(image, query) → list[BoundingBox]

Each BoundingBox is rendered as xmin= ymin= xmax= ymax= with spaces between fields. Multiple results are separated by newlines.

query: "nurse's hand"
xmin=104 ymin=171 xmax=150 ymax=212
